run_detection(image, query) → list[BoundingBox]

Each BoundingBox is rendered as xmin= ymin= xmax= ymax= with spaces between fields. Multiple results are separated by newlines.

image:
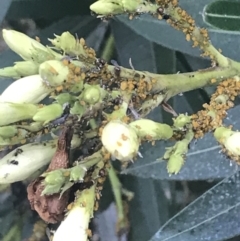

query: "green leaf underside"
xmin=150 ymin=169 xmax=240 ymax=241
xmin=203 ymin=0 xmax=240 ymax=31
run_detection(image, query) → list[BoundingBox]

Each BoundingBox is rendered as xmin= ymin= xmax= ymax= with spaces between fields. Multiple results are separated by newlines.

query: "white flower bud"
xmin=101 ymin=120 xmax=140 ymax=161
xmin=0 ymin=75 xmax=53 ymax=104
xmin=39 ymin=60 xmax=69 ymax=87
xmin=2 ymin=29 xmax=48 ymax=60
xmin=53 ymin=186 xmax=95 ymax=241
xmin=0 ymin=102 xmax=38 ymax=126
xmin=0 ymin=140 xmax=57 ymax=183
xmin=224 ymin=132 xmax=240 ymax=156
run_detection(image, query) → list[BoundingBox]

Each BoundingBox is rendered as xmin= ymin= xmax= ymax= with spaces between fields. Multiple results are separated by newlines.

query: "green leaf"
xmin=116 ymin=0 xmax=240 ymax=61
xmin=6 ymin=0 xmax=95 ymax=20
xmin=149 ymin=170 xmax=240 ymax=241
xmin=203 ymin=0 xmax=240 ymax=31
xmin=0 ymin=0 xmax=12 ymax=24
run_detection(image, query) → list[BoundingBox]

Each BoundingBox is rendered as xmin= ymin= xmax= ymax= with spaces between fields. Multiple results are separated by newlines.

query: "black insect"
xmin=98 ymin=168 xmax=106 ymax=177
xmin=157 ymin=7 xmax=170 ymax=20
xmin=111 ymin=60 xmax=121 ymax=77
xmin=10 ymin=160 xmax=19 ymax=165
xmin=14 ymin=148 xmax=23 ymax=157
xmin=95 ymin=58 xmax=106 ymax=70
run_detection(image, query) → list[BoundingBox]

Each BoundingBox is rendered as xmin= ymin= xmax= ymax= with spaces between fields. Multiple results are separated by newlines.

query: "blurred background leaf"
xmin=1 ymin=0 xmax=240 ymax=241
xmin=0 ymin=0 xmax=12 ymax=24
xmin=203 ymin=0 xmax=240 ymax=31
xmin=150 ymin=169 xmax=240 ymax=241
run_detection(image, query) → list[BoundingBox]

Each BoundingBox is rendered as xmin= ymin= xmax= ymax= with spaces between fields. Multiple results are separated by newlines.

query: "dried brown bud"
xmin=27 ymin=126 xmax=73 ymax=223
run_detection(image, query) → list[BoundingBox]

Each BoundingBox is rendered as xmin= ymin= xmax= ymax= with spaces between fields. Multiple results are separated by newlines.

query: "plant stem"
xmin=108 ymin=163 xmax=128 ymax=233
xmin=101 ymin=34 xmax=115 ymax=62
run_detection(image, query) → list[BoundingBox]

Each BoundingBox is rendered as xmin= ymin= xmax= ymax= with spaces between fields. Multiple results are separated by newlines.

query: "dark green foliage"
xmin=1 ymin=0 xmax=240 ymax=241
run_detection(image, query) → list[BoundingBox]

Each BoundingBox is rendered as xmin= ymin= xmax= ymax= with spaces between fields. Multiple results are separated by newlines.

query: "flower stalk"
xmin=108 ymin=163 xmax=130 ymax=235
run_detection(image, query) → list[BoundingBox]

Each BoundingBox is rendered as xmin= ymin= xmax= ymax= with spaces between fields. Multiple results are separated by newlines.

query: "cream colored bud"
xmin=2 ymin=29 xmax=48 ymax=60
xmin=13 ymin=61 xmax=39 ymax=76
xmin=33 ymin=103 xmax=63 ymax=125
xmin=90 ymin=0 xmax=144 ymax=15
xmin=101 ymin=120 xmax=140 ymax=162
xmin=0 ymin=126 xmax=18 ymax=138
xmin=173 ymin=114 xmax=191 ymax=130
xmin=0 ymin=67 xmax=19 ymax=78
xmin=49 ymin=32 xmax=88 ymax=57
xmin=0 ymin=140 xmax=57 ymax=183
xmin=49 ymin=32 xmax=76 ymax=53
xmin=167 ymin=154 xmax=184 ymax=175
xmin=224 ymin=132 xmax=240 ymax=156
xmin=130 ymin=119 xmax=173 ymax=140
xmin=90 ymin=0 xmax=124 ymax=15
xmin=0 ymin=75 xmax=53 ymax=104
xmin=82 ymin=85 xmax=101 ymax=104
xmin=53 ymin=185 xmax=95 ymax=241
xmin=39 ymin=60 xmax=69 ymax=87
xmin=0 ymin=102 xmax=38 ymax=126
xmin=213 ymin=127 xmax=240 ymax=156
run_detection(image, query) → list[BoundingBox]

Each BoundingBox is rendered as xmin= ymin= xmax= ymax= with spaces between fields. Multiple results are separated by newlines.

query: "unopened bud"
xmin=53 ymin=93 xmax=76 ymax=105
xmin=2 ymin=29 xmax=48 ymax=61
xmin=81 ymin=85 xmax=101 ymax=105
xmin=0 ymin=67 xmax=19 ymax=78
xmin=0 ymin=140 xmax=57 ymax=183
xmin=13 ymin=61 xmax=39 ymax=76
xmin=90 ymin=0 xmax=143 ymax=15
xmin=0 ymin=126 xmax=18 ymax=138
xmin=49 ymin=32 xmax=88 ymax=57
xmin=101 ymin=120 xmax=140 ymax=162
xmin=0 ymin=75 xmax=53 ymax=104
xmin=70 ymin=165 xmax=86 ymax=182
xmin=214 ymin=127 xmax=240 ymax=157
xmin=0 ymin=102 xmax=38 ymax=126
xmin=130 ymin=119 xmax=173 ymax=140
xmin=167 ymin=154 xmax=184 ymax=175
xmin=39 ymin=60 xmax=69 ymax=87
xmin=53 ymin=185 xmax=95 ymax=241
xmin=173 ymin=114 xmax=191 ymax=130
xmin=33 ymin=103 xmax=63 ymax=125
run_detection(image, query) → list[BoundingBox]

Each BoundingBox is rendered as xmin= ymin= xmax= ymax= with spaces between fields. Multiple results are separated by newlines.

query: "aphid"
xmin=86 ymin=229 xmax=92 ymax=237
xmin=35 ymin=36 xmax=41 ymax=42
xmin=10 ymin=160 xmax=18 ymax=165
xmin=157 ymin=7 xmax=164 ymax=15
xmin=14 ymin=148 xmax=23 ymax=157
xmin=111 ymin=60 xmax=121 ymax=77
xmin=95 ymin=58 xmax=106 ymax=70
xmin=186 ymin=33 xmax=191 ymax=41
xmin=98 ymin=168 xmax=106 ymax=177
xmin=163 ymin=14 xmax=170 ymax=20
xmin=128 ymin=101 xmax=140 ymax=119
